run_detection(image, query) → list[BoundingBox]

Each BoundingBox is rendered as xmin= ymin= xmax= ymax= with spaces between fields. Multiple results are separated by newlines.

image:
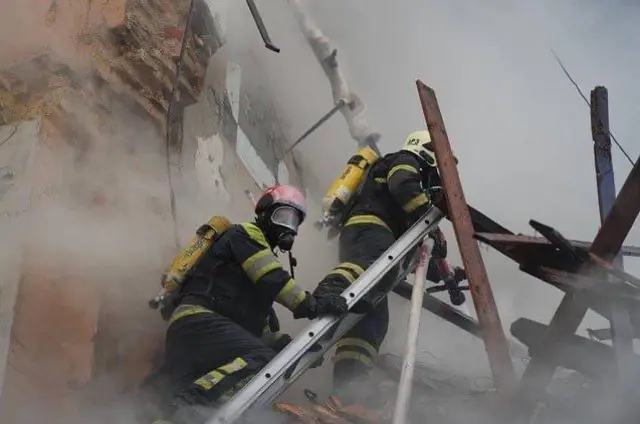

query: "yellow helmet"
xmin=402 ymin=130 xmax=458 ymax=167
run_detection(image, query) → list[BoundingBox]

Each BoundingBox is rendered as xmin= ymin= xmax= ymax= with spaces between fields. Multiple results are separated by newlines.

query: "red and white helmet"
xmin=255 ymin=184 xmax=307 ymax=233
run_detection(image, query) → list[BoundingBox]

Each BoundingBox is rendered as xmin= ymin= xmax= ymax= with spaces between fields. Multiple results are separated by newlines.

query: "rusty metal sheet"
xmin=416 ymin=80 xmax=516 ymax=394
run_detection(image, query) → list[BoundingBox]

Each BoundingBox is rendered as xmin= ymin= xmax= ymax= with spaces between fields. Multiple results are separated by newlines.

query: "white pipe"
xmin=392 ymin=238 xmax=431 ymax=424
xmin=286 ymin=0 xmax=380 ymax=149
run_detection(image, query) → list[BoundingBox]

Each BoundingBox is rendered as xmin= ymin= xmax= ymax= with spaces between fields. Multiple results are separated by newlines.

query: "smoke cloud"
xmin=222 ymin=0 xmax=640 ymax=341
xmin=218 ymin=0 xmax=640 ymax=420
xmin=2 ymin=0 xmax=639 ymax=422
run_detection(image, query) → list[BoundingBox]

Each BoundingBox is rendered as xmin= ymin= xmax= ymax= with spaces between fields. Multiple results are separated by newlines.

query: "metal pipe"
xmin=392 ymin=238 xmax=430 ymax=424
xmin=286 ymin=0 xmax=380 ymax=154
xmin=277 ymin=99 xmax=346 ymax=161
xmin=246 ymin=0 xmax=280 ymax=53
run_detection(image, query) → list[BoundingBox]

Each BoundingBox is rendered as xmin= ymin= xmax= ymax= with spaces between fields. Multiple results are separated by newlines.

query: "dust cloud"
xmin=0 ymin=0 xmax=638 ymax=422
xmin=218 ymin=0 xmax=640 ymax=421
xmin=28 ymin=105 xmax=173 ymax=291
xmin=11 ymin=91 xmax=177 ymax=424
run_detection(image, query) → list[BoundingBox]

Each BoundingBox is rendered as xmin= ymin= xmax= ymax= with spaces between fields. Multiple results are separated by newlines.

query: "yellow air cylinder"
xmin=163 ymin=215 xmax=232 ymax=292
xmin=322 ymin=146 xmax=379 ymax=216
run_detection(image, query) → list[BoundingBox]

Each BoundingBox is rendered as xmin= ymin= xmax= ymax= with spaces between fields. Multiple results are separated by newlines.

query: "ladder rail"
xmin=206 ymin=207 xmax=445 ymax=424
xmin=260 ymin=244 xmax=423 ymax=405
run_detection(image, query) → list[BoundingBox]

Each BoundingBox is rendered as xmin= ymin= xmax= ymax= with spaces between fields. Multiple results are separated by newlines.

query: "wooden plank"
xmin=416 ymin=80 xmax=516 ymax=395
xmin=516 ymin=150 xmax=640 ymax=417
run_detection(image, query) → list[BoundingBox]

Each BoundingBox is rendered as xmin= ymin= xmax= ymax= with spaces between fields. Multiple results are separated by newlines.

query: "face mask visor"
xmin=270 ymin=206 xmax=301 ymax=234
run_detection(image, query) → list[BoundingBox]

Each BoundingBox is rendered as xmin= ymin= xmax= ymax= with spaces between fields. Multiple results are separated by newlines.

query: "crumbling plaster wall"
xmin=0 ymin=2 xmax=312 ymax=422
xmin=0 ymin=1 xmax=204 ymax=421
xmin=179 ymin=49 xmax=305 ymax=235
xmin=0 ymin=115 xmax=106 ymax=424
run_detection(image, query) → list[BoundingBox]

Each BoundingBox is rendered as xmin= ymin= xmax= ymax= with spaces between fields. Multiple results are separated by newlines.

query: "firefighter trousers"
xmin=161 ymin=304 xmax=276 ymax=424
xmin=330 ymin=222 xmax=398 ymax=393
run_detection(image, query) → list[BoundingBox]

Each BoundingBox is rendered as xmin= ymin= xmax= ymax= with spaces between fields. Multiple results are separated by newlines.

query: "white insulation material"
xmin=287 ymin=0 xmax=379 ymax=147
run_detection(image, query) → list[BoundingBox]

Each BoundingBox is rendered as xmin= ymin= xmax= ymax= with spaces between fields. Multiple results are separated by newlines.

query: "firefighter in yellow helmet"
xmin=155 ymin=185 xmax=348 ymax=424
xmin=306 ymin=131 xmax=466 ymax=422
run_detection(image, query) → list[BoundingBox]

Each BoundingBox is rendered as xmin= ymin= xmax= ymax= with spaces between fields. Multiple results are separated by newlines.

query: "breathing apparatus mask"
xmin=268 ymin=205 xmax=302 ymax=252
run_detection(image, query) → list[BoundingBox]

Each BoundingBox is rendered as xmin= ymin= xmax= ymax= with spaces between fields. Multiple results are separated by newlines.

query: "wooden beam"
xmin=516 ymin=141 xmax=640 ymax=417
xmin=416 ymin=80 xmax=516 ymax=394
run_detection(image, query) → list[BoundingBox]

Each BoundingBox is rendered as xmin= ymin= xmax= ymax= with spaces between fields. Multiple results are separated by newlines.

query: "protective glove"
xmin=293 ymin=291 xmax=348 ymax=320
xmin=313 ymin=276 xmax=372 ymax=314
xmin=269 ymin=333 xmax=293 ymax=353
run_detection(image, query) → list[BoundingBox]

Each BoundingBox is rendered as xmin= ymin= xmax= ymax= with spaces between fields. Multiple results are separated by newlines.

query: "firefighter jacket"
xmin=178 ymin=222 xmax=308 ymax=336
xmin=347 ymin=150 xmax=442 ymax=237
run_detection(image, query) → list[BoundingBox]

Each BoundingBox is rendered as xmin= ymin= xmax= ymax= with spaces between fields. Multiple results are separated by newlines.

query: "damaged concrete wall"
xmin=0 ymin=1 xmax=312 ymax=421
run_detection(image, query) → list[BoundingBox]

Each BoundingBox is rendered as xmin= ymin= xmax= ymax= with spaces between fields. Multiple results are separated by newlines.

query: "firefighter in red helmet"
xmin=155 ymin=185 xmax=348 ymax=424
